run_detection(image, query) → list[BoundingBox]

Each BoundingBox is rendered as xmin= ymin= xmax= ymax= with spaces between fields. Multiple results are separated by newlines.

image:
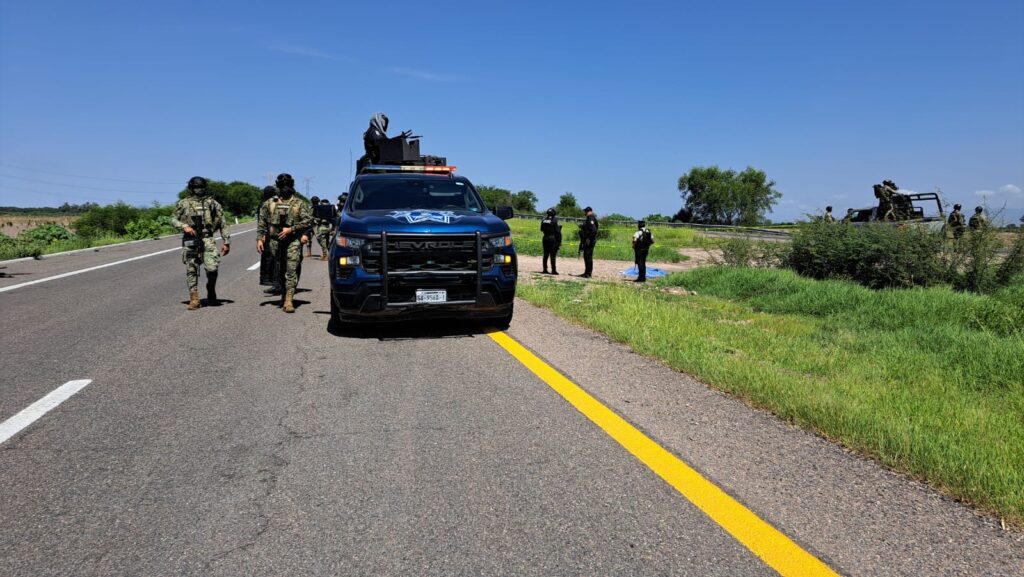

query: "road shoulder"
xmin=506 ymin=298 xmax=1024 ymax=576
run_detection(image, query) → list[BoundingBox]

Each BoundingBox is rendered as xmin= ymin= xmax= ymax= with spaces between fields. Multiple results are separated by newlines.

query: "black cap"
xmin=584 ymin=206 xmax=593 ymax=213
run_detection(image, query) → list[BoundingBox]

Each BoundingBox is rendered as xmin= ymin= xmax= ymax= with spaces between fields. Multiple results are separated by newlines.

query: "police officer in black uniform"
xmin=632 ymin=220 xmax=654 ymax=282
xmin=578 ymin=206 xmax=598 ymax=278
xmin=540 ymin=208 xmax=562 ymax=274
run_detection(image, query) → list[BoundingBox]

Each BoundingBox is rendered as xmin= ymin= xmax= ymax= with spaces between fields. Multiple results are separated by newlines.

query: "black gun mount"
xmin=357 ymin=113 xmax=447 ymax=174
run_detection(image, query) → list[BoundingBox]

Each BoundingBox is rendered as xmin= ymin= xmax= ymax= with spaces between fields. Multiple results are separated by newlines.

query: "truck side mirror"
xmin=494 ymin=206 xmax=514 ymax=220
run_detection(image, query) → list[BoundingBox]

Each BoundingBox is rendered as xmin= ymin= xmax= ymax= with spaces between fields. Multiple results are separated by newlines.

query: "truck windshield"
xmin=351 ymin=179 xmax=483 ymax=213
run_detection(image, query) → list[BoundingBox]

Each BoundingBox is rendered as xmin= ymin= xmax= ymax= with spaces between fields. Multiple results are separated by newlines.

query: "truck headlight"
xmin=489 ymin=235 xmax=511 ymax=248
xmin=493 ymin=254 xmax=512 ymax=265
xmin=337 ymin=235 xmax=365 ymax=249
xmin=338 ymin=255 xmax=361 ymax=266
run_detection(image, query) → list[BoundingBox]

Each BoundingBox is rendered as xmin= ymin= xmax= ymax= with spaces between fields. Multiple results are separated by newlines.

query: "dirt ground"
xmin=0 ymin=215 xmax=78 ymax=238
xmin=518 ymin=248 xmax=720 ymax=284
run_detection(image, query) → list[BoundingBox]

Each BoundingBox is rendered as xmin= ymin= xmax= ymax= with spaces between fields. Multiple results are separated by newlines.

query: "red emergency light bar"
xmin=361 ymin=164 xmax=457 ymax=174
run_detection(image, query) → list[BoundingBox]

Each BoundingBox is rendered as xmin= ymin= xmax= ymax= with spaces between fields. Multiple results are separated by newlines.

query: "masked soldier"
xmin=258 ymin=185 xmax=281 ymax=293
xmin=968 ymin=206 xmax=987 ymax=230
xmin=257 ymin=173 xmax=313 ymax=313
xmin=577 ymin=206 xmax=599 ymax=278
xmin=315 ymin=198 xmax=334 ymax=260
xmin=824 ymin=206 xmax=835 ymax=223
xmin=874 ymin=184 xmax=895 ymax=221
xmin=632 ymin=220 xmax=654 ymax=282
xmin=540 ymin=208 xmax=562 ymax=274
xmin=171 ymin=176 xmax=231 ymax=309
xmin=305 ymin=196 xmax=320 ymax=257
xmin=947 ymin=203 xmax=966 ymax=239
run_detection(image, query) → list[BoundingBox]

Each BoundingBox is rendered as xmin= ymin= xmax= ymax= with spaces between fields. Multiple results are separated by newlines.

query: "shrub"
xmin=18 ymin=224 xmax=73 ymax=244
xmin=124 ymin=219 xmax=164 ymax=240
xmin=716 ymin=237 xmax=787 ymax=268
xmin=787 ymin=221 xmax=945 ymax=289
xmin=74 ymin=202 xmax=143 ymax=237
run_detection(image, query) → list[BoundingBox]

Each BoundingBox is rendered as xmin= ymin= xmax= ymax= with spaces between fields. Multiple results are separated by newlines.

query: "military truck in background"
xmin=846 ymin=190 xmax=947 ymax=232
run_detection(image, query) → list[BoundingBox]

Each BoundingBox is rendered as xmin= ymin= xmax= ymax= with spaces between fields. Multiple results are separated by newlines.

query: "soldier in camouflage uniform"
xmin=314 ymin=198 xmax=333 ymax=260
xmin=968 ymin=206 xmax=987 ymax=230
xmin=171 ymin=176 xmax=231 ymax=309
xmin=256 ymin=173 xmax=312 ymax=313
xmin=947 ymin=203 xmax=966 ymax=239
xmin=305 ymin=196 xmax=320 ymax=257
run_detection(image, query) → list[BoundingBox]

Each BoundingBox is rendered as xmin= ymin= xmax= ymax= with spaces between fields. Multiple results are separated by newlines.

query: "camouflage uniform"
xmin=171 ymin=193 xmax=230 ymax=307
xmin=947 ymin=207 xmax=966 ymax=239
xmin=314 ymin=208 xmax=332 ymax=258
xmin=968 ymin=208 xmax=987 ymax=230
xmin=257 ymin=195 xmax=312 ymax=308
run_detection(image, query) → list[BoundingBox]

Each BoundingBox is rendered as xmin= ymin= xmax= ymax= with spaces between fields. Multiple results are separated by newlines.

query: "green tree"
xmin=555 ymin=192 xmax=583 ymax=218
xmin=677 ymin=165 xmax=781 ymax=225
xmin=476 ymin=185 xmax=512 ymax=209
xmin=644 ymin=213 xmax=672 ymax=223
xmin=510 ymin=189 xmax=538 ymax=213
xmin=602 ymin=213 xmax=634 ymax=222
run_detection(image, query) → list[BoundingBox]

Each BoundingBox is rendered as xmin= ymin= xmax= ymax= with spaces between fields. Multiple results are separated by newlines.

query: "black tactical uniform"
xmin=579 ymin=207 xmax=598 ymax=278
xmin=632 ymin=221 xmax=653 ymax=282
xmin=540 ymin=209 xmax=562 ymax=274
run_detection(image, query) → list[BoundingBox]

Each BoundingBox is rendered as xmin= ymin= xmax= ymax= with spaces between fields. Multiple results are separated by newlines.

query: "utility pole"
xmin=303 ymin=176 xmax=314 ymax=197
xmin=266 ymin=172 xmax=274 ymax=185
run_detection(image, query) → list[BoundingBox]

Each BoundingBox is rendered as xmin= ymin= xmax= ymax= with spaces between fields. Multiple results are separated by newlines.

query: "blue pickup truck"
xmin=328 ymin=166 xmax=517 ymax=328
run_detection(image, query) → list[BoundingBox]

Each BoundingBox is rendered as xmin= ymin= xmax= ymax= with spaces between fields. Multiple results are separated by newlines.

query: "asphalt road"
xmin=1 ymin=227 xmax=1021 ymax=576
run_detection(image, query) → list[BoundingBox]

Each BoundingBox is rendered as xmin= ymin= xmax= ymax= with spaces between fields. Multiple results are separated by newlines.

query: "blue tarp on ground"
xmin=620 ymin=265 xmax=668 ymax=278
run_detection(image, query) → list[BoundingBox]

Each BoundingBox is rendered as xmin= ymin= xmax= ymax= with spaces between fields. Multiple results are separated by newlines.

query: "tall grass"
xmin=519 ymin=268 xmax=1024 ymax=524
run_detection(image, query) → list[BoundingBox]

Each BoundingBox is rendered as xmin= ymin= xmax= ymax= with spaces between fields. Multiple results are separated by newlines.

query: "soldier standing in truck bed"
xmin=257 ymin=173 xmax=312 ymax=313
xmin=171 ymin=176 xmax=231 ymax=310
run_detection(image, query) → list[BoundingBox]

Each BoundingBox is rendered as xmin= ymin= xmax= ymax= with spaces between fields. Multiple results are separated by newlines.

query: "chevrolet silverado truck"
xmin=327 ymin=165 xmax=517 ymax=328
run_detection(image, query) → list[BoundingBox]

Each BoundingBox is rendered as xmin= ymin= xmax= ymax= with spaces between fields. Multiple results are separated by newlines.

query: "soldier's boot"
xmin=282 ymin=290 xmax=296 ymax=313
xmin=320 ymin=254 xmax=329 ymax=261
xmin=187 ymin=289 xmax=201 ymax=310
xmin=206 ymin=272 xmax=219 ymax=306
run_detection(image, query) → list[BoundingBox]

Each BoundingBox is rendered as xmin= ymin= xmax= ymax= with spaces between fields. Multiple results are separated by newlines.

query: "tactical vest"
xmin=183 ymin=197 xmax=218 ymax=234
xmin=268 ymin=198 xmax=302 ymax=231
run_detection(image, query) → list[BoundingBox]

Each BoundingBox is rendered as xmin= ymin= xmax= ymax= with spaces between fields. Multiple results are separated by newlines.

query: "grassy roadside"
xmin=518 ymin=267 xmax=1024 ymax=524
xmin=508 ymin=218 xmax=710 ymax=263
xmin=0 ymin=216 xmax=255 ymax=261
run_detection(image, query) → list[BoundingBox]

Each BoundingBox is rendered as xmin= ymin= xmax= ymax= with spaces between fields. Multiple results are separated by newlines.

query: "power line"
xmin=0 ymin=174 xmax=178 ymax=195
xmin=0 ymin=163 xmax=181 ymax=185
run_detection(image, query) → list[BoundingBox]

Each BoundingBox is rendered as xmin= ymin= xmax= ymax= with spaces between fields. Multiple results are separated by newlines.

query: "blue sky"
xmin=1 ymin=0 xmax=1022 ymax=223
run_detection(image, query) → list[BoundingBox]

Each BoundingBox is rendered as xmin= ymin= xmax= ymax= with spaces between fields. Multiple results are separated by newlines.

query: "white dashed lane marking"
xmin=0 ymin=380 xmax=93 ymax=445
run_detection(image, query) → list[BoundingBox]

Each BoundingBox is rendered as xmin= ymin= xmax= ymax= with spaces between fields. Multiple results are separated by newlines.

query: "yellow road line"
xmin=487 ymin=329 xmax=841 ymax=577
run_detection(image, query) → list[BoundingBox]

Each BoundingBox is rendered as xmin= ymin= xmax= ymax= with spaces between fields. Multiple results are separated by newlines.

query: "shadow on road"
xmin=325 ymin=316 xmax=493 ymax=341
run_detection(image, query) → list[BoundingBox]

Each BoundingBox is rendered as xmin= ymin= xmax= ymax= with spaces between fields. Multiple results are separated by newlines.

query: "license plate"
xmin=415 ymin=290 xmax=447 ymax=303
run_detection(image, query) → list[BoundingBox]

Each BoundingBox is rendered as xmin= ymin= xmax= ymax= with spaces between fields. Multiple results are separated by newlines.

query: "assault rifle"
xmin=182 ymin=215 xmax=205 ymax=262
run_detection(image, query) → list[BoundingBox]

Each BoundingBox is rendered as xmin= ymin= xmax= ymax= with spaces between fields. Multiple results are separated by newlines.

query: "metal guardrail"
xmin=511 ymin=214 xmax=792 ymax=237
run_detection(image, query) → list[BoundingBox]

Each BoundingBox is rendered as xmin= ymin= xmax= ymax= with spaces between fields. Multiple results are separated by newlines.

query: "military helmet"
xmin=546 ymin=208 xmax=556 ymax=217
xmin=262 ymin=185 xmax=278 ymax=200
xmin=320 ymin=198 xmax=330 ymax=205
xmin=954 ymin=203 xmax=962 ymax=210
xmin=275 ymin=173 xmax=294 ymax=186
xmin=975 ymin=206 xmax=984 ymax=213
xmin=826 ymin=205 xmax=833 ymax=211
xmin=310 ymin=196 xmax=320 ymax=204
xmin=638 ymin=220 xmax=647 ymax=228
xmin=187 ymin=176 xmax=207 ymax=190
